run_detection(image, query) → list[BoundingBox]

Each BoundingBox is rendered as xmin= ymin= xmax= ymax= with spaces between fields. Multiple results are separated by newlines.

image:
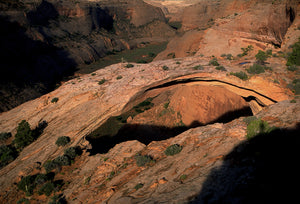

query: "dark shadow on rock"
xmin=190 ymin=123 xmax=300 ymax=204
xmin=86 ymin=106 xmax=253 ymax=155
xmin=0 ymin=15 xmax=77 ymax=112
xmin=27 ymin=0 xmax=59 ymax=26
xmin=89 ymin=6 xmax=114 ymax=31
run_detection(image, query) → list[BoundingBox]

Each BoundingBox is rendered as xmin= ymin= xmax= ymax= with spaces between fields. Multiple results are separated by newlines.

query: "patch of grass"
xmin=247 ymin=63 xmax=265 ymax=74
xmin=135 ymin=154 xmax=154 ymax=167
xmin=164 ymin=144 xmax=183 ymax=156
xmin=180 ymin=174 xmax=187 ymax=181
xmin=230 ymin=71 xmax=248 ymax=80
xmin=246 ymin=119 xmax=275 ymax=139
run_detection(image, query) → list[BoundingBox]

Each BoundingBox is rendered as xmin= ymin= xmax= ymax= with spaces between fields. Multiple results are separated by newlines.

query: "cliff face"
xmin=156 ymin=0 xmax=300 ymax=60
xmin=0 ymin=0 xmax=175 ymax=112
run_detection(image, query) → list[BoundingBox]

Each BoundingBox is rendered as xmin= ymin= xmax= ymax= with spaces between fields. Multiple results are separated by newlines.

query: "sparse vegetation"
xmin=133 ymin=98 xmax=154 ymax=113
xmin=167 ymin=52 xmax=175 ymax=58
xmin=288 ymin=79 xmax=300 ymax=95
xmin=246 ymin=119 xmax=275 ymax=139
xmin=287 ymin=65 xmax=298 ymax=72
xmin=164 ymin=144 xmax=183 ymax=156
xmin=255 ymin=50 xmax=268 ymax=65
xmin=125 ymin=63 xmax=134 ymax=68
xmin=240 ymin=45 xmax=253 ymax=57
xmin=13 ymin=120 xmax=34 ymax=151
xmin=0 ymin=145 xmax=17 ymax=168
xmin=64 ymin=146 xmax=82 ymax=160
xmin=17 ymin=175 xmax=36 ymax=196
xmin=180 ymin=174 xmax=187 ymax=181
xmin=209 ymin=58 xmax=220 ymax=66
xmin=53 ymin=155 xmax=71 ymax=166
xmin=98 ymin=79 xmax=106 ymax=85
xmin=55 ymin=136 xmax=70 ymax=147
xmin=134 ymin=183 xmax=144 ymax=190
xmin=51 ymin=97 xmax=59 ymax=103
xmin=193 ymin=65 xmax=204 ymax=70
xmin=162 ymin=65 xmax=169 ymax=70
xmin=247 ymin=63 xmax=265 ymax=74
xmin=37 ymin=182 xmax=55 ymax=196
xmin=116 ymin=75 xmax=123 ymax=80
xmin=216 ymin=66 xmax=226 ymax=71
xmin=230 ymin=71 xmax=248 ymax=80
xmin=135 ymin=154 xmax=154 ymax=167
xmin=286 ymin=38 xmax=300 ymax=66
xmin=0 ymin=132 xmax=12 ymax=141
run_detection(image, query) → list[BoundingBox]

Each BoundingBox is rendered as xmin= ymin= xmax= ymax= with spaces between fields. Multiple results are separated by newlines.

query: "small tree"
xmin=14 ymin=120 xmax=34 ymax=151
xmin=255 ymin=50 xmax=268 ymax=65
xmin=55 ymin=136 xmax=70 ymax=147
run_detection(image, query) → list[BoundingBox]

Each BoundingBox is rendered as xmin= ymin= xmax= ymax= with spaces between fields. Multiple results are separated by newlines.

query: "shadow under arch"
xmin=190 ymin=124 xmax=300 ymax=204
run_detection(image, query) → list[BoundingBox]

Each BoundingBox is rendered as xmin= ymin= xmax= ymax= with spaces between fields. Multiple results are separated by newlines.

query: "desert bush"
xmin=54 ymin=155 xmax=71 ymax=166
xmin=0 ymin=145 xmax=16 ymax=168
xmin=247 ymin=63 xmax=265 ymax=74
xmin=38 ymin=182 xmax=55 ymax=196
xmin=240 ymin=45 xmax=253 ymax=56
xmin=55 ymin=136 xmax=70 ymax=147
xmin=51 ymin=97 xmax=59 ymax=103
xmin=246 ymin=119 xmax=275 ymax=139
xmin=44 ymin=160 xmax=58 ymax=173
xmin=164 ymin=144 xmax=183 ymax=156
xmin=13 ymin=120 xmax=34 ymax=151
xmin=64 ymin=146 xmax=82 ymax=160
xmin=193 ymin=65 xmax=204 ymax=70
xmin=209 ymin=58 xmax=219 ymax=66
xmin=34 ymin=173 xmax=53 ymax=185
xmin=215 ymin=66 xmax=226 ymax=71
xmin=287 ymin=65 xmax=298 ymax=72
xmin=162 ymin=65 xmax=169 ymax=70
xmin=135 ymin=154 xmax=154 ymax=167
xmin=0 ymin=132 xmax=12 ymax=141
xmin=17 ymin=175 xmax=36 ymax=196
xmin=255 ymin=50 xmax=268 ymax=64
xmin=289 ymin=79 xmax=300 ymax=95
xmin=125 ymin=63 xmax=134 ymax=68
xmin=134 ymin=183 xmax=144 ymax=190
xmin=230 ymin=71 xmax=248 ymax=80
xmin=286 ymin=38 xmax=300 ymax=66
xmin=98 ymin=79 xmax=106 ymax=85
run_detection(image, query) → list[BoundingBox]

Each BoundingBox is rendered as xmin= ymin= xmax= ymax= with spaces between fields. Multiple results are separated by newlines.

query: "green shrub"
xmin=290 ymin=79 xmax=300 ymax=95
xmin=44 ymin=160 xmax=58 ymax=173
xmin=0 ymin=145 xmax=16 ymax=168
xmin=286 ymin=38 xmax=300 ymax=66
xmin=255 ymin=50 xmax=268 ymax=64
xmin=215 ymin=66 xmax=226 ymax=71
xmin=247 ymin=63 xmax=265 ymax=74
xmin=116 ymin=75 xmax=122 ymax=80
xmin=54 ymin=155 xmax=71 ymax=166
xmin=180 ymin=174 xmax=187 ymax=181
xmin=55 ymin=136 xmax=70 ymax=147
xmin=17 ymin=198 xmax=30 ymax=204
xmin=226 ymin=54 xmax=233 ymax=60
xmin=164 ymin=144 xmax=183 ymax=156
xmin=98 ymin=79 xmax=106 ymax=85
xmin=209 ymin=58 xmax=220 ymax=66
xmin=17 ymin=175 xmax=36 ymax=196
xmin=38 ymin=182 xmax=55 ymax=196
xmin=241 ymin=45 xmax=253 ymax=56
xmin=135 ymin=154 xmax=154 ymax=167
xmin=134 ymin=183 xmax=144 ymax=190
xmin=193 ymin=65 xmax=204 ymax=70
xmin=51 ymin=98 xmax=59 ymax=103
xmin=64 ymin=146 xmax=81 ymax=160
xmin=162 ymin=65 xmax=169 ymax=70
xmin=230 ymin=71 xmax=248 ymax=80
xmin=34 ymin=173 xmax=52 ymax=185
xmin=246 ymin=119 xmax=274 ymax=139
xmin=0 ymin=132 xmax=12 ymax=141
xmin=287 ymin=65 xmax=298 ymax=72
xmin=13 ymin=120 xmax=34 ymax=151
xmin=125 ymin=63 xmax=134 ymax=68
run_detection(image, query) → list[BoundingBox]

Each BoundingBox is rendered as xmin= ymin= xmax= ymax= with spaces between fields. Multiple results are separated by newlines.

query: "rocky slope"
xmin=156 ymin=0 xmax=300 ymax=59
xmin=0 ymin=49 xmax=298 ymax=203
xmin=0 ymin=0 xmax=299 ymax=203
